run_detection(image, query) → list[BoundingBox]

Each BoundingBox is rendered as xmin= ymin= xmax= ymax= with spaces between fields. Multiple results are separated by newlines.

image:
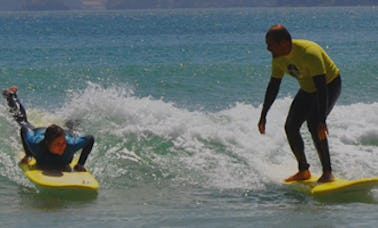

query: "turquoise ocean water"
xmin=0 ymin=6 xmax=377 ymax=227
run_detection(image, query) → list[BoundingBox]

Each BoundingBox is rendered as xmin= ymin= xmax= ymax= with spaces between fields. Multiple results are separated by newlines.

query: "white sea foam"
xmin=2 ymin=83 xmax=376 ymax=190
xmin=50 ymin=84 xmax=378 ymax=190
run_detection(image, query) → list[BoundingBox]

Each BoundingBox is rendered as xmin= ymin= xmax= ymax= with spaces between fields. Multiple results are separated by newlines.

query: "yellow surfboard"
xmin=19 ymin=155 xmax=100 ymax=191
xmin=284 ymin=175 xmax=378 ymax=196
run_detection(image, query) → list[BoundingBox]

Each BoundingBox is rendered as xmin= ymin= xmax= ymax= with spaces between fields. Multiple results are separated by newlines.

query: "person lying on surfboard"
xmin=257 ymin=24 xmax=342 ymax=183
xmin=2 ymin=86 xmax=94 ymax=172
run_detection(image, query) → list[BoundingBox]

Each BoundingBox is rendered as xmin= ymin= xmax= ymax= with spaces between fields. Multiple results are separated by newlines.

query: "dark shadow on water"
xmin=19 ymin=186 xmax=98 ymax=210
xmin=281 ymin=185 xmax=378 ymax=204
xmin=312 ymin=190 xmax=378 ymax=204
xmin=269 ymin=183 xmax=378 ymax=205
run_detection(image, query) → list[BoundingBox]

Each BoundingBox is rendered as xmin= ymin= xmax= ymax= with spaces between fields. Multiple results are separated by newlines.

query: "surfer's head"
xmin=265 ymin=24 xmax=292 ymax=58
xmin=44 ymin=124 xmax=67 ymax=155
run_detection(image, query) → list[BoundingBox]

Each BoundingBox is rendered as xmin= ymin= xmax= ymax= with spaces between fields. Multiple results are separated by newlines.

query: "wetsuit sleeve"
xmin=21 ymin=128 xmax=45 ymax=158
xmin=66 ymin=134 xmax=94 ymax=166
xmin=24 ymin=128 xmax=45 ymax=146
xmin=77 ymin=135 xmax=94 ymax=166
xmin=313 ymin=74 xmax=328 ymax=123
xmin=260 ymin=77 xmax=281 ymax=119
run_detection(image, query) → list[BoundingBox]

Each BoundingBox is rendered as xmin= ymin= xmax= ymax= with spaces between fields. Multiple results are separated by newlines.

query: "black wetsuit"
xmin=4 ymin=93 xmax=94 ymax=170
xmin=261 ymin=39 xmax=342 ymax=174
xmin=261 ymin=75 xmax=341 ymax=172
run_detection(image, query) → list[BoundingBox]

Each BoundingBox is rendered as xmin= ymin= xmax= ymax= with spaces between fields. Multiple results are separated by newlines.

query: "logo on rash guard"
xmin=287 ymin=64 xmax=301 ymax=78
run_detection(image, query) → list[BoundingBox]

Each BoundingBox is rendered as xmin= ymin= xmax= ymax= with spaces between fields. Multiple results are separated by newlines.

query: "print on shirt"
xmin=287 ymin=64 xmax=301 ymax=78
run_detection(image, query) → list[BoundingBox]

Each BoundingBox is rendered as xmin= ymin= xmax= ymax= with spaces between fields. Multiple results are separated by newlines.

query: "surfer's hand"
xmin=318 ymin=122 xmax=328 ymax=141
xmin=19 ymin=155 xmax=31 ymax=164
xmin=258 ymin=117 xmax=266 ymax=134
xmin=74 ymin=164 xmax=87 ymax=172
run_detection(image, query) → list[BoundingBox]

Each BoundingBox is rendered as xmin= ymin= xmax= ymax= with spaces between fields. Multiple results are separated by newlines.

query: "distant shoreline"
xmin=0 ymin=1 xmax=377 ymax=11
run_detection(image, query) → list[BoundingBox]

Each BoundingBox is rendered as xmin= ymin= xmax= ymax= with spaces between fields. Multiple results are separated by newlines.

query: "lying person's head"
xmin=44 ymin=124 xmax=66 ymax=155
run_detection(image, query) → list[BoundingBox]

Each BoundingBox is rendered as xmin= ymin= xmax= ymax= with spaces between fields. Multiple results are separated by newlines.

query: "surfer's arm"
xmin=258 ymin=77 xmax=281 ymax=134
xmin=74 ymin=135 xmax=94 ymax=172
xmin=313 ymin=74 xmax=328 ymax=140
xmin=19 ymin=126 xmax=41 ymax=163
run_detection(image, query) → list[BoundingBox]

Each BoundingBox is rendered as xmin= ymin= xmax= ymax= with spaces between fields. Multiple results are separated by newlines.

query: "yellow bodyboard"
xmin=284 ymin=175 xmax=378 ymax=196
xmin=19 ymin=155 xmax=100 ymax=191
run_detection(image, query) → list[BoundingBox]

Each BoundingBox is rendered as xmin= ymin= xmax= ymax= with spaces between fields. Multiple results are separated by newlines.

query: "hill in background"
xmin=0 ymin=0 xmax=377 ymax=11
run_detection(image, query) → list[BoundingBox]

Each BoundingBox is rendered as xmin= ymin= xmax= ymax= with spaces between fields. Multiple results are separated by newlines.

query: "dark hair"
xmin=44 ymin=124 xmax=65 ymax=146
xmin=266 ymin=24 xmax=292 ymax=43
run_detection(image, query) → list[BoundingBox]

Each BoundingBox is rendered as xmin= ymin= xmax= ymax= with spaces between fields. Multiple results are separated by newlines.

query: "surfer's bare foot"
xmin=2 ymin=86 xmax=18 ymax=98
xmin=19 ymin=155 xmax=31 ymax=164
xmin=285 ymin=170 xmax=311 ymax=182
xmin=74 ymin=164 xmax=87 ymax=172
xmin=317 ymin=171 xmax=334 ymax=183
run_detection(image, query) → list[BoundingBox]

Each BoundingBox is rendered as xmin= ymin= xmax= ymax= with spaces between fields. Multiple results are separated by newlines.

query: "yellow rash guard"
xmin=271 ymin=39 xmax=340 ymax=93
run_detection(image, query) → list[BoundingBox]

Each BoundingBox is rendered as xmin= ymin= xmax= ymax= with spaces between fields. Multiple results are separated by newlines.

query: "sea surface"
xmin=0 ymin=6 xmax=377 ymax=227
